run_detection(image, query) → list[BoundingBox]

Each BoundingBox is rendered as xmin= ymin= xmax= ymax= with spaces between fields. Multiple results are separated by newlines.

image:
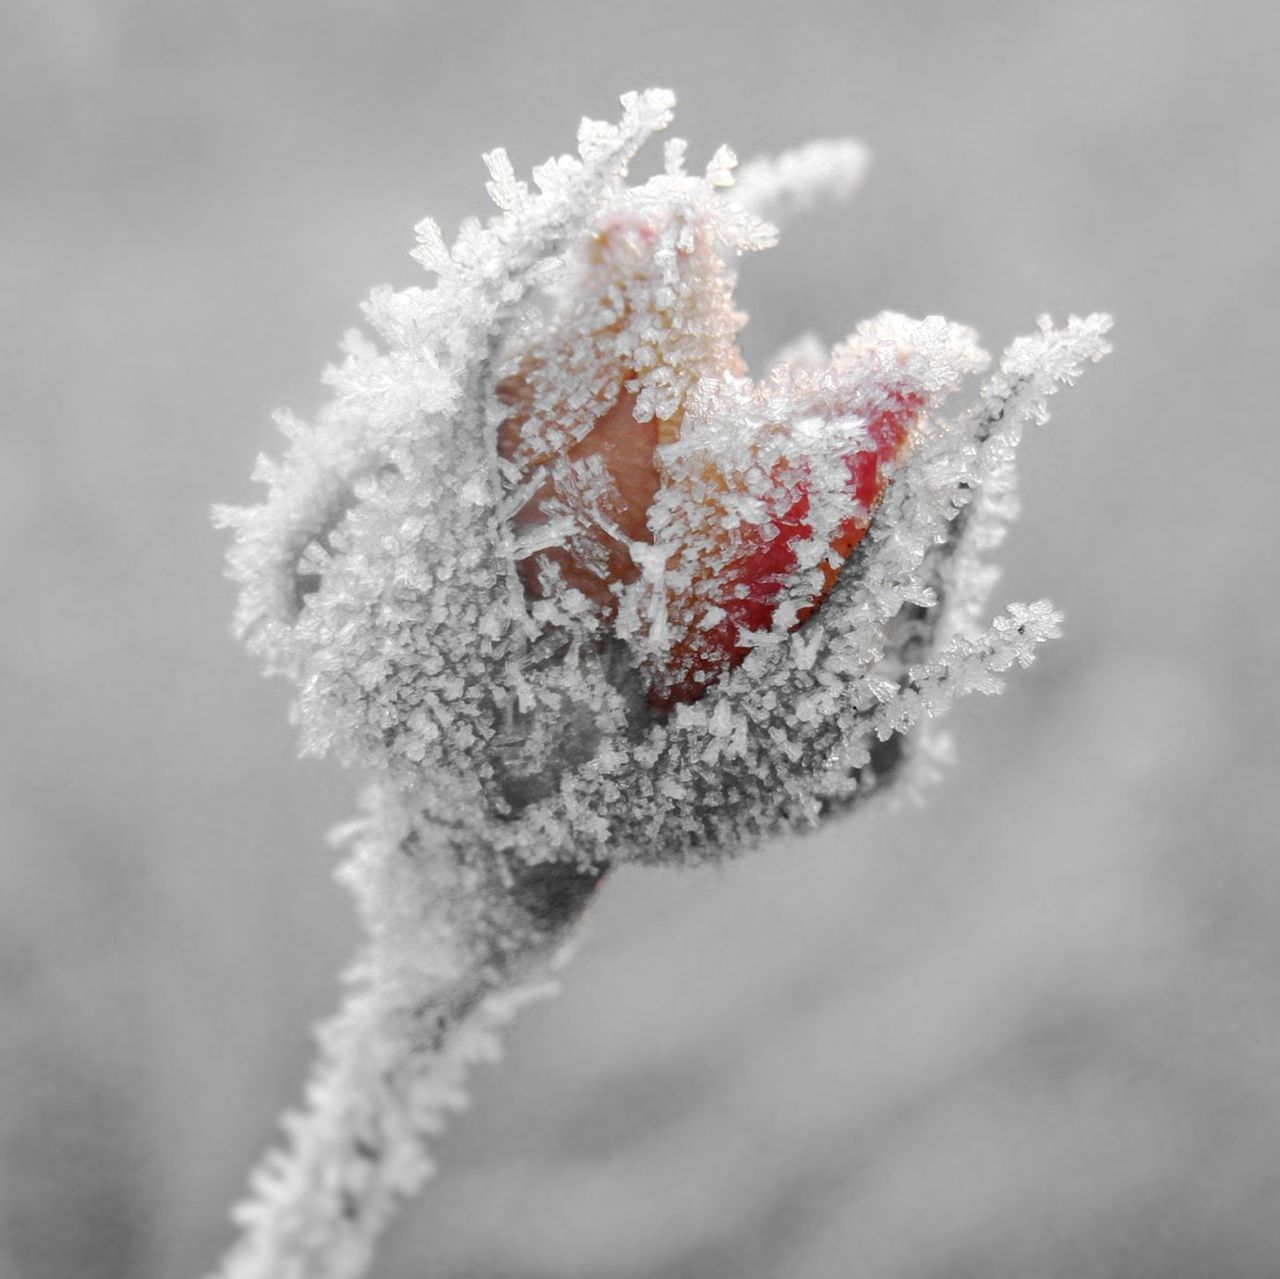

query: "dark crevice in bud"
xmin=487 ymin=636 xmax=654 ymax=817
xmin=509 ymin=859 xmax=610 ymax=933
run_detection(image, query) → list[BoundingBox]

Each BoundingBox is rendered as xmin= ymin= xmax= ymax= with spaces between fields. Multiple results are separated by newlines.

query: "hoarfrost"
xmin=211 ymin=89 xmax=1111 ymax=1279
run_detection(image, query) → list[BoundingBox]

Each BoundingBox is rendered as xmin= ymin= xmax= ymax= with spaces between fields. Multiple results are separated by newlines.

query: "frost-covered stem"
xmin=211 ymin=809 xmax=604 ymax=1279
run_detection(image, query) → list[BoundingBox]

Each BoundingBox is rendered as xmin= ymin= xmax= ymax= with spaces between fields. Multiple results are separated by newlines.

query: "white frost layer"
xmin=211 ymin=88 xmax=1111 ymax=1279
xmin=219 ymin=89 xmax=1111 ymax=871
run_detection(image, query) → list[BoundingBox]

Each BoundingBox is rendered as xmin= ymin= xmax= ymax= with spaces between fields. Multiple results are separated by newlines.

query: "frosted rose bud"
xmin=211 ymin=90 xmax=1111 ymax=1279
xmin=499 ymin=210 xmax=945 ymax=714
xmin=220 ymin=89 xmax=1109 ymax=871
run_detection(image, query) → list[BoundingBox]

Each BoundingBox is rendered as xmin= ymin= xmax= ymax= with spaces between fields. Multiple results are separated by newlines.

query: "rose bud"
xmin=212 ymin=90 xmax=1110 ymax=1279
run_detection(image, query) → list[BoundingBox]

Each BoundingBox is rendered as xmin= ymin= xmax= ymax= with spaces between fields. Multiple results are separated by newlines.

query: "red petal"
xmin=650 ymin=390 xmax=923 ymax=710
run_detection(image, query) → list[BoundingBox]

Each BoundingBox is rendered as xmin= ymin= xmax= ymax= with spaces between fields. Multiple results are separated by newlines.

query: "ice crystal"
xmin=211 ymin=89 xmax=1110 ymax=1279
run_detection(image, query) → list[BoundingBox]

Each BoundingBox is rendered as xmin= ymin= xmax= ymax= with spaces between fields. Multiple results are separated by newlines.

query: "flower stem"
xmin=209 ymin=809 xmax=604 ymax=1279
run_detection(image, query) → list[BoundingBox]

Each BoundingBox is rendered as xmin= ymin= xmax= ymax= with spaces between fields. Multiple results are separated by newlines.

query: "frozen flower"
xmin=211 ymin=90 xmax=1110 ymax=1279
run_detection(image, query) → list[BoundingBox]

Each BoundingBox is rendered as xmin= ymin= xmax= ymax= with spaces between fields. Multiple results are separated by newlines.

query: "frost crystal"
xmin=212 ymin=89 xmax=1110 ymax=1279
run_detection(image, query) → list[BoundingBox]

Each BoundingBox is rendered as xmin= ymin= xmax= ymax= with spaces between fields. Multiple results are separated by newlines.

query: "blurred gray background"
xmin=4 ymin=2 xmax=1280 ymax=1277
